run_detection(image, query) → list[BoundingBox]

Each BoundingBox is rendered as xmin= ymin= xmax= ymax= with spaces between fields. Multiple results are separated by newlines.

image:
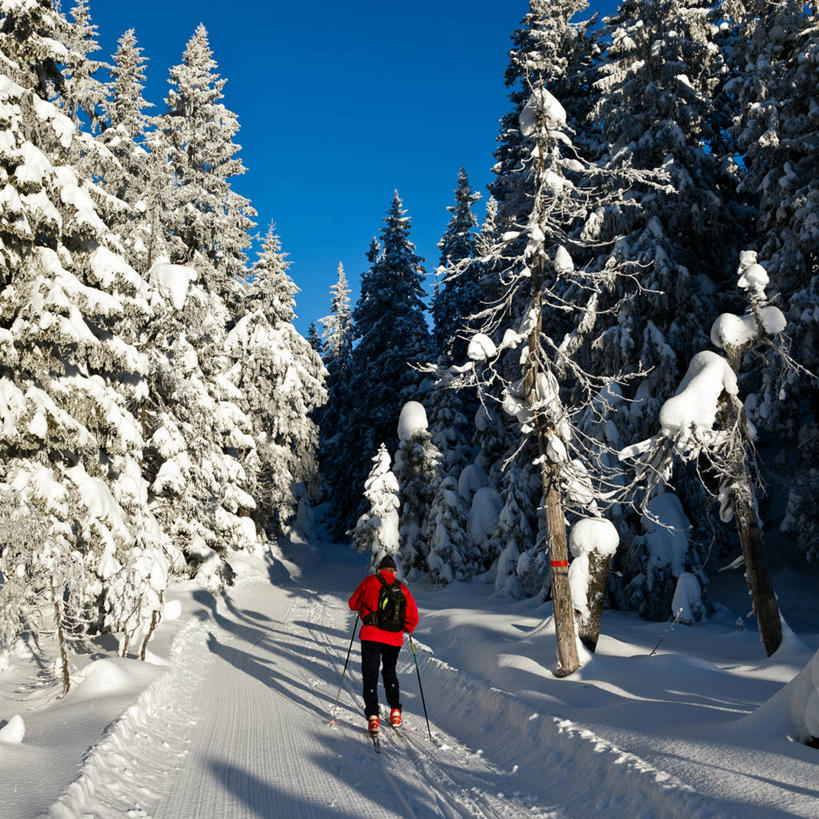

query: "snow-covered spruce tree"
xmin=307 ymin=321 xmax=322 ymax=353
xmin=623 ymin=253 xmax=788 ymax=655
xmin=491 ymin=0 xmax=599 ymax=230
xmin=575 ymin=0 xmax=754 ymax=613
xmin=335 ymin=193 xmax=431 ymax=530
xmin=491 ymin=461 xmax=534 ymax=598
xmin=727 ymin=0 xmax=819 ymax=560
xmin=317 ymin=262 xmax=354 ymax=501
xmin=0 ymin=38 xmax=179 ymax=652
xmin=432 ymin=166 xmax=480 ymax=360
xmin=0 ymin=0 xmax=68 ymax=99
xmin=141 ymin=261 xmax=258 ymax=585
xmin=160 ymin=23 xmax=256 ymax=305
xmin=97 ymin=28 xmax=155 ymax=270
xmin=352 ymin=443 xmax=400 ymax=570
xmin=226 ymin=224 xmax=326 ymax=534
xmin=394 ymin=401 xmax=441 ymax=573
xmin=62 ymin=0 xmax=107 ymax=129
xmin=426 ymin=475 xmax=471 ymax=584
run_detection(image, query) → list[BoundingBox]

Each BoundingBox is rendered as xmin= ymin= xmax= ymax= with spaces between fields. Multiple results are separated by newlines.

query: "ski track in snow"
xmin=44 ymin=560 xmax=765 ymax=818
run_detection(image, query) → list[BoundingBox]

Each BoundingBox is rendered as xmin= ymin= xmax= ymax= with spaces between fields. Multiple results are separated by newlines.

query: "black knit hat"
xmin=377 ymin=555 xmax=397 ymax=570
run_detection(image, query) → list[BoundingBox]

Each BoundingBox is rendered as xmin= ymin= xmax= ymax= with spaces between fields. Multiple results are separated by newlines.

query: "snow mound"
xmin=671 ymin=572 xmax=705 ymax=624
xmin=569 ymin=518 xmax=619 ymax=558
xmin=467 ymin=333 xmax=497 ymax=361
xmin=70 ymin=658 xmax=136 ymax=700
xmin=398 ymin=401 xmax=428 ymax=441
xmin=788 ymin=649 xmax=819 ymax=745
xmin=458 ymin=463 xmax=488 ymax=502
xmin=0 ymin=714 xmax=24 ymax=744
xmin=468 ymin=487 xmax=503 ymax=546
xmin=163 ymin=599 xmax=182 ymax=621
xmin=659 ymin=351 xmax=737 ymax=441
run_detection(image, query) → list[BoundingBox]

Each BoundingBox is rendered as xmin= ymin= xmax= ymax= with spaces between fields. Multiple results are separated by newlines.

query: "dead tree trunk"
xmin=525 ymin=265 xmax=579 ymax=678
xmin=140 ymin=591 xmax=163 ymax=661
xmin=577 ymin=550 xmax=611 ymax=652
xmin=718 ymin=388 xmax=782 ymax=656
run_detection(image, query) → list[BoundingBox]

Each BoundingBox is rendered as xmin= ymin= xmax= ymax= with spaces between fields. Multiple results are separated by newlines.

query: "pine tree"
xmin=307 ymin=321 xmax=322 ymax=353
xmin=426 ymin=476 xmax=471 ymax=584
xmin=491 ymin=462 xmax=534 ymax=597
xmin=0 ymin=0 xmax=69 ymax=99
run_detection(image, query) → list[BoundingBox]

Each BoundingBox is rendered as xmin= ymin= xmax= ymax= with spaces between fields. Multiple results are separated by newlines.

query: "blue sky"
xmin=91 ymin=1 xmax=618 ymax=335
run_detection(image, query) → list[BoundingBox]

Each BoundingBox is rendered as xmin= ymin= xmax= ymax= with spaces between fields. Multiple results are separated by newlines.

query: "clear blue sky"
xmin=91 ymin=1 xmax=618 ymax=335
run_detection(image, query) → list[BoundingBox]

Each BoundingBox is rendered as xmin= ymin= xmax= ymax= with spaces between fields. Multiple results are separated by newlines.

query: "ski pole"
xmin=329 ymin=615 xmax=359 ymax=724
xmin=409 ymin=635 xmax=433 ymax=742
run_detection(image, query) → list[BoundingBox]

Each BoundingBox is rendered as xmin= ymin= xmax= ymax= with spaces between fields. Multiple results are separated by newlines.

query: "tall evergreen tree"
xmin=226 ymin=225 xmax=326 ymax=532
xmin=63 ymin=0 xmax=107 ymax=128
xmin=333 ymin=193 xmax=430 ymax=529
xmin=161 ymin=24 xmax=256 ymax=302
xmin=432 ymin=167 xmax=480 ymax=359
xmin=728 ymin=0 xmax=819 ymax=560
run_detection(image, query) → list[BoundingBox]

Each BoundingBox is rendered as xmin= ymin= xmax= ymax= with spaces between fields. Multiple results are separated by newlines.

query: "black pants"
xmin=361 ymin=640 xmax=401 ymax=718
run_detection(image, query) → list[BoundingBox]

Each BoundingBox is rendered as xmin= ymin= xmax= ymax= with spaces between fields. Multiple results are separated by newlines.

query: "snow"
xmin=787 ymin=649 xmax=819 ymax=744
xmin=570 ymin=517 xmax=620 ymax=557
xmin=468 ymin=486 xmax=503 ymax=547
xmin=659 ymin=351 xmax=737 ymax=442
xmin=0 ymin=714 xmax=24 ymax=744
xmin=710 ymin=307 xmax=787 ymax=349
xmin=1 ymin=534 xmax=818 ymax=817
xmin=467 ymin=332 xmax=497 ymax=361
xmin=457 ymin=462 xmax=488 ymax=502
xmin=148 ymin=262 xmax=197 ymax=311
xmin=397 ymin=400 xmax=428 ymax=441
xmin=642 ymin=492 xmax=692 ymax=585
xmin=519 ymin=87 xmax=567 ymax=136
xmin=672 ymin=572 xmax=706 ymax=625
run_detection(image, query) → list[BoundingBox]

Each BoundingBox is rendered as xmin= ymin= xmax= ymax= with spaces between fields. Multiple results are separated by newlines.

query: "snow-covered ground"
xmin=1 ymin=522 xmax=817 ymax=818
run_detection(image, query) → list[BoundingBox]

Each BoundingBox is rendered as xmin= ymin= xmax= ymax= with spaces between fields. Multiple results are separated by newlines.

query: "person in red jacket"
xmin=348 ymin=554 xmax=419 ymax=735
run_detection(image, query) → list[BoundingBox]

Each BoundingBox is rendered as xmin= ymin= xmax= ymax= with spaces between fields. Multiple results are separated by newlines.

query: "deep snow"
xmin=0 ymin=519 xmax=817 ymax=818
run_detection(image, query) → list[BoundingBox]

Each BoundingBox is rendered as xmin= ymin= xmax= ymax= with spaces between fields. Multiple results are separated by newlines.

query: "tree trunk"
xmin=140 ymin=592 xmax=163 ymax=661
xmin=577 ymin=550 xmax=611 ymax=652
xmin=718 ymin=391 xmax=782 ymax=656
xmin=525 ymin=266 xmax=580 ymax=678
xmin=51 ymin=583 xmax=70 ymax=694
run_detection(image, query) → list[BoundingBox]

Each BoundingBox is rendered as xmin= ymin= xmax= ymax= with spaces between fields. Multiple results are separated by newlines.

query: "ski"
xmin=391 ymin=725 xmax=405 ymax=741
xmin=370 ymin=732 xmax=381 ymax=753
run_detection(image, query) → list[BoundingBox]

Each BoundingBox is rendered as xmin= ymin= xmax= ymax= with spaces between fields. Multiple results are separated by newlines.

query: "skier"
xmin=348 ymin=555 xmax=419 ymax=736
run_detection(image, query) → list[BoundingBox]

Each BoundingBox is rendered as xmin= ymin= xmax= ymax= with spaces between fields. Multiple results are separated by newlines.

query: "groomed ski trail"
xmin=48 ymin=539 xmax=741 ymax=818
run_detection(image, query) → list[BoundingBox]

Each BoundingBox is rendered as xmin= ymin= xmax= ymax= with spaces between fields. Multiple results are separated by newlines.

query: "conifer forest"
xmin=0 ymin=1 xmax=817 ymax=816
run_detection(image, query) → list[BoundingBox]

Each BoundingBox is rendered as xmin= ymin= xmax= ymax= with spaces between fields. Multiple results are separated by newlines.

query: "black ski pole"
xmin=409 ymin=635 xmax=433 ymax=742
xmin=329 ymin=616 xmax=359 ymax=725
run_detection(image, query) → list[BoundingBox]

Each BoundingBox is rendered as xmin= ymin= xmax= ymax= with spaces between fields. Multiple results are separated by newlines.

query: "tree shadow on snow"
xmin=205 ymin=759 xmax=369 ymax=818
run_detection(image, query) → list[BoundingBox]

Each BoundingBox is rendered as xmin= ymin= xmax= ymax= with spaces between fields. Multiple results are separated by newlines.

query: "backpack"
xmin=365 ymin=574 xmax=406 ymax=632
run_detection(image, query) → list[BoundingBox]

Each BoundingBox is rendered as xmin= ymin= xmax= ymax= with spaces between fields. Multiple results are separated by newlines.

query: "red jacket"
xmin=348 ymin=569 xmax=419 ymax=647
